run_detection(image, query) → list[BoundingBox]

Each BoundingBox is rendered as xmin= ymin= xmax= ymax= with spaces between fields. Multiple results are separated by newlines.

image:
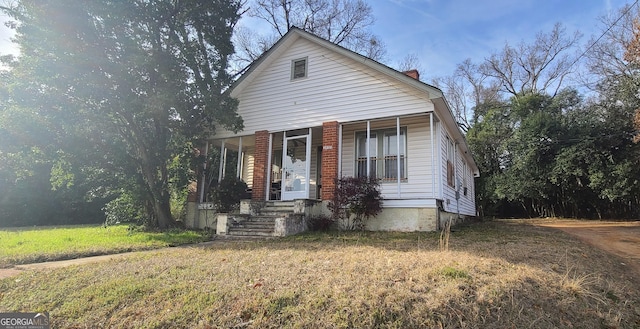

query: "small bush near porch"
xmin=2 ymin=221 xmax=638 ymax=328
xmin=328 ymin=176 xmax=383 ymax=230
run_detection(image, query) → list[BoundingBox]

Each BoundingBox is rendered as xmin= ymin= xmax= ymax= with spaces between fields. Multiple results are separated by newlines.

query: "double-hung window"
xmin=291 ymin=57 xmax=308 ymax=80
xmin=383 ymin=130 xmax=406 ymax=180
xmin=356 ymin=132 xmax=377 ymax=178
xmin=356 ymin=127 xmax=407 ymax=181
xmin=446 ymin=136 xmax=455 ymax=187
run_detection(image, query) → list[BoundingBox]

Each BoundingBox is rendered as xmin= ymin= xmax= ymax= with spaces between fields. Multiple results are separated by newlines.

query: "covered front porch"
xmin=200 ymin=124 xmax=332 ymax=203
xmin=187 ymin=113 xmax=444 ymax=234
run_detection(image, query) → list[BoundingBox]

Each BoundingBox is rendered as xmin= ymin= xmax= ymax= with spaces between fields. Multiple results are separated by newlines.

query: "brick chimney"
xmin=402 ymin=69 xmax=420 ymax=81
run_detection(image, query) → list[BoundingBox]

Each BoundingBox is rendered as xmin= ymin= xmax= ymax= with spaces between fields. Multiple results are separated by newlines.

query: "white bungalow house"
xmin=185 ymin=27 xmax=479 ymax=235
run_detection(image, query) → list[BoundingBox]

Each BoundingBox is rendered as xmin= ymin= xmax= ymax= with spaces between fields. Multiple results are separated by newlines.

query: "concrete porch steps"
xmin=227 ymin=217 xmax=276 ymax=237
xmin=227 ymin=201 xmax=295 ymax=237
xmin=259 ymin=202 xmax=296 ymax=214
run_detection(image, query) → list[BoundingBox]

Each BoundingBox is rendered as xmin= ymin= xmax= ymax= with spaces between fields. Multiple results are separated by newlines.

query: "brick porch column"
xmin=321 ymin=121 xmax=339 ymax=201
xmin=252 ymin=130 xmax=269 ymax=200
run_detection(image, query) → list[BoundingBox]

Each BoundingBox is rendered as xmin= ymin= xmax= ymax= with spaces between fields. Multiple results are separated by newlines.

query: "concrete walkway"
xmin=0 ymin=253 xmax=137 ymax=279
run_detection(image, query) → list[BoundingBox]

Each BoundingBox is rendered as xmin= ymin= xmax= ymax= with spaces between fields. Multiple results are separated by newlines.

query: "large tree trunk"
xmin=154 ymin=193 xmax=174 ymax=229
xmin=139 ymin=142 xmax=176 ymax=229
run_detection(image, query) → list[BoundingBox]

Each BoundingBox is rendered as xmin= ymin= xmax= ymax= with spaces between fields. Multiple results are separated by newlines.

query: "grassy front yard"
xmin=1 ymin=221 xmax=639 ymax=328
xmin=0 ymin=225 xmax=211 ymax=267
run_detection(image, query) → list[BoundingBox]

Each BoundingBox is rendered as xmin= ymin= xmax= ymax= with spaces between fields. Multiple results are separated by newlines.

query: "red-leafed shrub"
xmin=328 ymin=176 xmax=383 ymax=230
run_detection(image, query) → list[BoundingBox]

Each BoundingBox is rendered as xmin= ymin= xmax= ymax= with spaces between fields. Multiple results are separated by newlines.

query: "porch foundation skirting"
xmin=185 ymin=199 xmax=473 ymax=234
xmin=364 ymin=207 xmax=438 ymax=232
xmin=184 ymin=203 xmax=218 ymax=230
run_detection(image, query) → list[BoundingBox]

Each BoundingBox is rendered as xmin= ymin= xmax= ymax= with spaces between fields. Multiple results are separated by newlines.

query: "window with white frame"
xmin=446 ymin=136 xmax=455 ymax=187
xmin=356 ymin=128 xmax=407 ymax=180
xmin=291 ymin=57 xmax=307 ymax=80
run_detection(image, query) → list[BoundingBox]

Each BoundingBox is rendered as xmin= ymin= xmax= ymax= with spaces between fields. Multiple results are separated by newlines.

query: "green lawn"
xmin=0 ymin=225 xmax=211 ymax=267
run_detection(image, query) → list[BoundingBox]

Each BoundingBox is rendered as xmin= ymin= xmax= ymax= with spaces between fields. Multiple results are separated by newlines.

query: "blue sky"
xmin=367 ymin=0 xmax=632 ymax=79
xmin=0 ymin=0 xmax=634 ymax=79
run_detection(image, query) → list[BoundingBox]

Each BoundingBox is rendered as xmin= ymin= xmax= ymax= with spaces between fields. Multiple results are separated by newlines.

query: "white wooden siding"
xmin=218 ymin=38 xmax=434 ymax=138
xmin=440 ymin=125 xmax=476 ymax=216
xmin=216 ymin=31 xmax=478 ymax=215
xmin=340 ymin=116 xmax=436 ymax=200
xmin=456 ymin=155 xmax=476 ymax=216
xmin=242 ymin=147 xmax=255 ymax=188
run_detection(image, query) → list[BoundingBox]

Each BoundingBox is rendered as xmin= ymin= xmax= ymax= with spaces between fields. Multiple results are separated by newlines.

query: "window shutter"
xmin=447 ymin=161 xmax=454 ymax=187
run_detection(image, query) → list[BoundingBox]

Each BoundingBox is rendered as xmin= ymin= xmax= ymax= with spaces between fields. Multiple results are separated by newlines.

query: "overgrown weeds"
xmin=439 ymin=218 xmax=452 ymax=251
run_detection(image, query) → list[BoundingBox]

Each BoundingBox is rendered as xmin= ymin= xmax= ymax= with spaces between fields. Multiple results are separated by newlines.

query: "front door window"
xmin=281 ymin=133 xmax=310 ymax=200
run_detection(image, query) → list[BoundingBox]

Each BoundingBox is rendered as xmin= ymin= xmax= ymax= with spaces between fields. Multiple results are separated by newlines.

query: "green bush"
xmin=209 ymin=177 xmax=248 ymax=213
xmin=103 ymin=192 xmax=145 ymax=226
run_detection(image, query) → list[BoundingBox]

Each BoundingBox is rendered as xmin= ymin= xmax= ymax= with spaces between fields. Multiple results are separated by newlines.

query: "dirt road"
xmin=535 ymin=220 xmax=640 ymax=275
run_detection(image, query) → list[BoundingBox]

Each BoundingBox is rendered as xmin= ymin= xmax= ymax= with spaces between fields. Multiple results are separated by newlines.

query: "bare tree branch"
xmin=236 ymin=0 xmax=385 ymax=64
xmin=480 ymin=23 xmax=580 ymax=97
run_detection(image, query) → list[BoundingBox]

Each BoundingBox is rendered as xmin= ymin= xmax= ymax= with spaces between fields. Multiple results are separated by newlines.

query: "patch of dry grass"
xmin=1 ymin=221 xmax=639 ymax=328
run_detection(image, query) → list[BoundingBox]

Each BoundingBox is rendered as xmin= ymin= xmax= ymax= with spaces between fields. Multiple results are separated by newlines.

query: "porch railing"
xmin=356 ymin=155 xmax=406 ymax=181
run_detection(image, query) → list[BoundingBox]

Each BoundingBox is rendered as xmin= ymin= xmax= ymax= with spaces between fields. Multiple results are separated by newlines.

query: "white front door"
xmin=281 ymin=132 xmax=311 ymax=200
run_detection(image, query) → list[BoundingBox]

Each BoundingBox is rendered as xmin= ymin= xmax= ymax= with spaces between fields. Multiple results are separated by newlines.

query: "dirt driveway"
xmin=535 ymin=220 xmax=640 ymax=275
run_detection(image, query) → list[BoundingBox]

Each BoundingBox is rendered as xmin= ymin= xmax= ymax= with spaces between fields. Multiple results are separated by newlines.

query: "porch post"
xmin=321 ymin=121 xmax=339 ymax=201
xmin=222 ymin=147 xmax=228 ymax=179
xmin=338 ymin=124 xmax=343 ymax=176
xmin=237 ymin=136 xmax=243 ymax=180
xmin=366 ymin=120 xmax=371 ymax=177
xmin=437 ymin=118 xmax=444 ymax=199
xmin=199 ymin=141 xmax=209 ymax=203
xmin=305 ymin=128 xmax=312 ymax=198
xmin=252 ymin=130 xmax=270 ymax=200
xmin=396 ymin=117 xmax=401 ymax=197
xmin=430 ymin=113 xmax=436 ymax=198
xmin=218 ymin=140 xmax=225 ymax=183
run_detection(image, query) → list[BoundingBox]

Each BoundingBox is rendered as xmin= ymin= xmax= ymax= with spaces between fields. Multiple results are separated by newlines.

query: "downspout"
xmin=237 ymin=136 xmax=243 ymax=179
